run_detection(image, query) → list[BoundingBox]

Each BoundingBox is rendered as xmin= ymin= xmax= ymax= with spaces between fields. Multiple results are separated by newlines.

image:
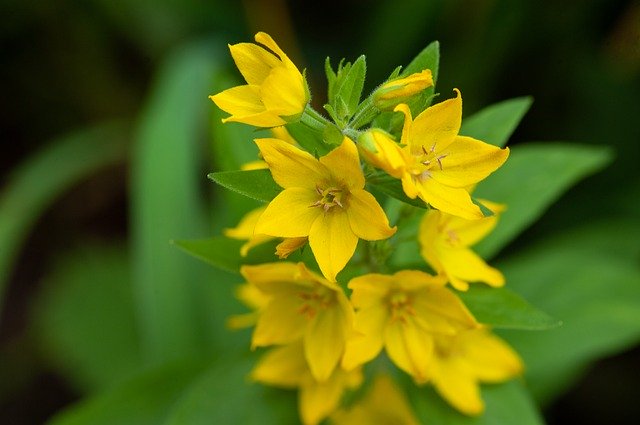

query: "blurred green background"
xmin=1 ymin=0 xmax=639 ymax=424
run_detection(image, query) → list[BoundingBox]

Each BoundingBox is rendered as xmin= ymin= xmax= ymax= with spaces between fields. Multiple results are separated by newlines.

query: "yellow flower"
xmin=360 ymin=90 xmax=509 ymax=220
xmin=254 ymin=137 xmax=396 ymax=281
xmin=224 ymin=206 xmax=274 ymax=256
xmin=373 ymin=69 xmax=434 ymax=110
xmin=241 ymin=262 xmax=354 ymax=381
xmin=426 ymin=328 xmax=523 ymax=415
xmin=251 ymin=342 xmax=363 ymax=425
xmin=331 ymin=374 xmax=420 ymax=425
xmin=342 ymin=270 xmax=478 ymax=383
xmin=209 ymin=32 xmax=308 ymax=127
xmin=419 ymin=200 xmax=505 ymax=291
xmin=226 ymin=283 xmax=269 ymax=329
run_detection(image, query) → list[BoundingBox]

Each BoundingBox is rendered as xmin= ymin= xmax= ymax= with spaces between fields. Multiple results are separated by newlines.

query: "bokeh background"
xmin=1 ymin=0 xmax=639 ymax=424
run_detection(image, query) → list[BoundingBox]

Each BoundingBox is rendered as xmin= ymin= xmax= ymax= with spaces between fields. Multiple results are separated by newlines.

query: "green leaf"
xmin=367 ymin=172 xmax=428 ymax=210
xmin=474 ymin=143 xmax=613 ymax=258
xmin=172 ymin=237 xmax=280 ymax=274
xmin=208 ymin=169 xmax=281 ymax=203
xmin=460 ymin=97 xmax=533 ymax=147
xmin=47 ymin=359 xmax=206 ymax=425
xmin=286 ymin=121 xmax=330 ymax=157
xmin=497 ymin=220 xmax=640 ymax=405
xmin=131 ymin=41 xmax=220 ymax=363
xmin=459 ymin=286 xmax=560 ymax=330
xmin=410 ymin=380 xmax=544 ymax=425
xmin=0 ymin=121 xmax=128 ymax=320
xmin=163 ymin=355 xmax=298 ymax=425
xmin=32 ymin=244 xmax=142 ymax=393
xmin=326 ymin=56 xmax=367 ymax=122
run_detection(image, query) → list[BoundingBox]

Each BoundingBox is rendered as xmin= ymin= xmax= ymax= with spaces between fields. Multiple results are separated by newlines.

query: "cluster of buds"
xmin=211 ymin=32 xmax=523 ymax=425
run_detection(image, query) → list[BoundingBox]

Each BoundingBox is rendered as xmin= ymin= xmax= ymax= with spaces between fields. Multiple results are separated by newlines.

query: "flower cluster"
xmin=212 ymin=33 xmax=523 ymax=425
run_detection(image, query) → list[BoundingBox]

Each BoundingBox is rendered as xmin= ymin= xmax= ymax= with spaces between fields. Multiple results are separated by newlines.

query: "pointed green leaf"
xmin=458 ymin=285 xmax=560 ymax=330
xmin=286 ymin=121 xmax=330 ymax=157
xmin=461 ymin=97 xmax=533 ymax=147
xmin=474 ymin=143 xmax=614 ymax=258
xmin=208 ymin=169 xmax=281 ymax=203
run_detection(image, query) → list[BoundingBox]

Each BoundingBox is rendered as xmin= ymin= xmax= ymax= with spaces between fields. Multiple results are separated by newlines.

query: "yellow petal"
xmin=275 ymin=237 xmax=308 ymax=259
xmin=437 ymin=247 xmax=505 ymax=289
xmin=240 ymin=159 xmax=269 ymax=170
xmin=411 ymin=286 xmax=478 ymax=334
xmin=458 ymin=329 xmax=523 ymax=382
xmin=384 ymin=322 xmax=433 ymax=383
xmin=342 ymin=305 xmax=388 ymax=370
xmin=270 ymin=125 xmax=298 ymax=146
xmin=431 ymin=355 xmax=484 ymax=415
xmin=252 ymin=292 xmax=307 ymax=347
xmin=416 ymin=177 xmax=483 ymax=220
xmin=359 ymin=130 xmax=407 ymax=178
xmin=430 ymin=136 xmax=509 ymax=187
xmin=255 ymin=138 xmax=328 ymax=189
xmin=261 ymin=66 xmax=307 ymax=116
xmin=396 ymin=89 xmax=462 ymax=155
xmin=250 ymin=343 xmax=306 ymax=388
xmin=254 ymin=32 xmax=296 ymax=69
xmin=348 ymin=274 xmax=392 ymax=309
xmin=222 ymin=110 xmax=287 ymax=127
xmin=210 ymin=85 xmax=264 ymax=116
xmin=308 ymin=210 xmax=358 ymax=281
xmin=400 ymin=172 xmax=421 ymax=199
xmin=229 ymin=42 xmax=281 ymax=85
xmin=299 ymin=368 xmax=363 ymax=425
xmin=319 ymin=137 xmax=365 ymax=190
xmin=254 ymin=188 xmax=320 ymax=237
xmin=347 ymin=189 xmax=396 ymax=240
xmin=439 ymin=213 xmax=501 ymax=248
xmin=305 ymin=303 xmax=349 ymax=381
xmin=393 ymin=269 xmax=446 ymax=292
xmin=241 ymin=262 xmax=305 ymax=292
xmin=223 ymin=206 xmax=266 ymax=240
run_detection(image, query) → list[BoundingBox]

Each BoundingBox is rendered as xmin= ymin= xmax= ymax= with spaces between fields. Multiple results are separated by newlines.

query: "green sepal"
xmin=208 ymin=169 xmax=281 ymax=202
xmin=323 ymin=123 xmax=344 ymax=146
xmin=325 ymin=55 xmax=367 ymax=124
xmin=459 ymin=285 xmax=561 ymax=330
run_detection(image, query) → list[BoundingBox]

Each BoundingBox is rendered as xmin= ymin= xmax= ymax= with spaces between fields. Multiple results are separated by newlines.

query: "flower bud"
xmin=372 ymin=69 xmax=433 ymax=110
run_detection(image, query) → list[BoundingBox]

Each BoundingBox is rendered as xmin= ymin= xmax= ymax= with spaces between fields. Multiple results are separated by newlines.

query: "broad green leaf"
xmin=172 ymin=237 xmax=280 ymax=274
xmin=208 ymin=169 xmax=281 ymax=203
xmin=459 ymin=286 xmax=560 ymax=330
xmin=163 ymin=355 xmax=297 ymax=425
xmin=497 ymin=220 xmax=640 ymax=405
xmin=286 ymin=121 xmax=330 ymax=157
xmin=474 ymin=143 xmax=613 ymax=258
xmin=47 ymin=359 xmax=206 ymax=425
xmin=131 ymin=41 xmax=220 ymax=364
xmin=460 ymin=97 xmax=533 ymax=147
xmin=410 ymin=380 xmax=544 ymax=425
xmin=0 ymin=122 xmax=128 ymax=319
xmin=31 ymin=245 xmax=142 ymax=393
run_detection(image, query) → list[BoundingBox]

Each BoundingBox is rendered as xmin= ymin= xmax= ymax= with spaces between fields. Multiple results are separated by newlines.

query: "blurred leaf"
xmin=130 ymin=41 xmax=221 ymax=364
xmin=460 ymin=97 xmax=533 ymax=147
xmin=47 ymin=359 xmax=206 ymax=425
xmin=208 ymin=169 xmax=281 ymax=203
xmin=163 ymin=354 xmax=298 ymax=425
xmin=497 ymin=219 xmax=640 ymax=405
xmin=32 ymin=244 xmax=141 ymax=393
xmin=0 ymin=122 xmax=128 ymax=319
xmin=410 ymin=380 xmax=544 ymax=425
xmin=172 ymin=237 xmax=280 ymax=274
xmin=459 ymin=286 xmax=560 ymax=331
xmin=474 ymin=143 xmax=613 ymax=258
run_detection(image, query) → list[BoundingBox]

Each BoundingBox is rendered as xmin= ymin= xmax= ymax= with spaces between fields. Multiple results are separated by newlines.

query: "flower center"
xmin=296 ymin=285 xmax=335 ymax=319
xmin=388 ymin=291 xmax=416 ymax=324
xmin=310 ymin=184 xmax=345 ymax=212
xmin=409 ymin=143 xmax=447 ymax=181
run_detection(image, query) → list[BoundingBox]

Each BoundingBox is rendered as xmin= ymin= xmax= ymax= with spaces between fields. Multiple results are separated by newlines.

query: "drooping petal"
xmin=304 ymin=303 xmax=349 ymax=381
xmin=308 ymin=210 xmax=358 ymax=281
xmin=255 ymin=138 xmax=328 ymax=189
xmin=347 ymin=189 xmax=396 ymax=241
xmin=384 ymin=322 xmax=433 ymax=383
xmin=359 ymin=130 xmax=407 ymax=178
xmin=210 ymin=85 xmax=264 ymax=116
xmin=458 ymin=329 xmax=523 ymax=382
xmin=430 ymin=356 xmax=484 ymax=415
xmin=416 ymin=177 xmax=483 ymax=220
xmin=275 ymin=237 xmax=308 ymax=259
xmin=254 ymin=188 xmax=320 ymax=237
xmin=250 ymin=343 xmax=306 ymax=388
xmin=400 ymin=172 xmax=420 ymax=199
xmin=437 ymin=247 xmax=505 ymax=290
xmin=229 ymin=42 xmax=281 ymax=85
xmin=342 ymin=306 xmax=388 ymax=370
xmin=319 ymin=138 xmax=365 ymax=190
xmin=252 ymin=292 xmax=307 ymax=347
xmin=429 ymin=136 xmax=509 ymax=187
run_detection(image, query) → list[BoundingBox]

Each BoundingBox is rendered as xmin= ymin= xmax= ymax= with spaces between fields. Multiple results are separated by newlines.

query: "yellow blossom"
xmin=426 ymin=328 xmax=523 ymax=415
xmin=209 ymin=32 xmax=308 ymax=127
xmin=373 ymin=69 xmax=434 ymax=110
xmin=360 ymin=90 xmax=509 ymax=220
xmin=251 ymin=342 xmax=363 ymax=425
xmin=241 ymin=262 xmax=354 ymax=381
xmin=254 ymin=137 xmax=396 ymax=281
xmin=331 ymin=374 xmax=420 ymax=425
xmin=342 ymin=270 xmax=478 ymax=383
xmin=419 ymin=200 xmax=505 ymax=291
xmin=224 ymin=206 xmax=274 ymax=256
xmin=226 ymin=283 xmax=269 ymax=329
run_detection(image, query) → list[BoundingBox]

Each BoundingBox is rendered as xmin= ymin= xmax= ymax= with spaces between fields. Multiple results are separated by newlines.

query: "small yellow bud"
xmin=373 ymin=69 xmax=433 ymax=110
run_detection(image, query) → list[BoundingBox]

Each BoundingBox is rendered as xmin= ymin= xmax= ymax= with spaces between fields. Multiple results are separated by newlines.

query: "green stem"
xmin=349 ymin=96 xmax=379 ymax=129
